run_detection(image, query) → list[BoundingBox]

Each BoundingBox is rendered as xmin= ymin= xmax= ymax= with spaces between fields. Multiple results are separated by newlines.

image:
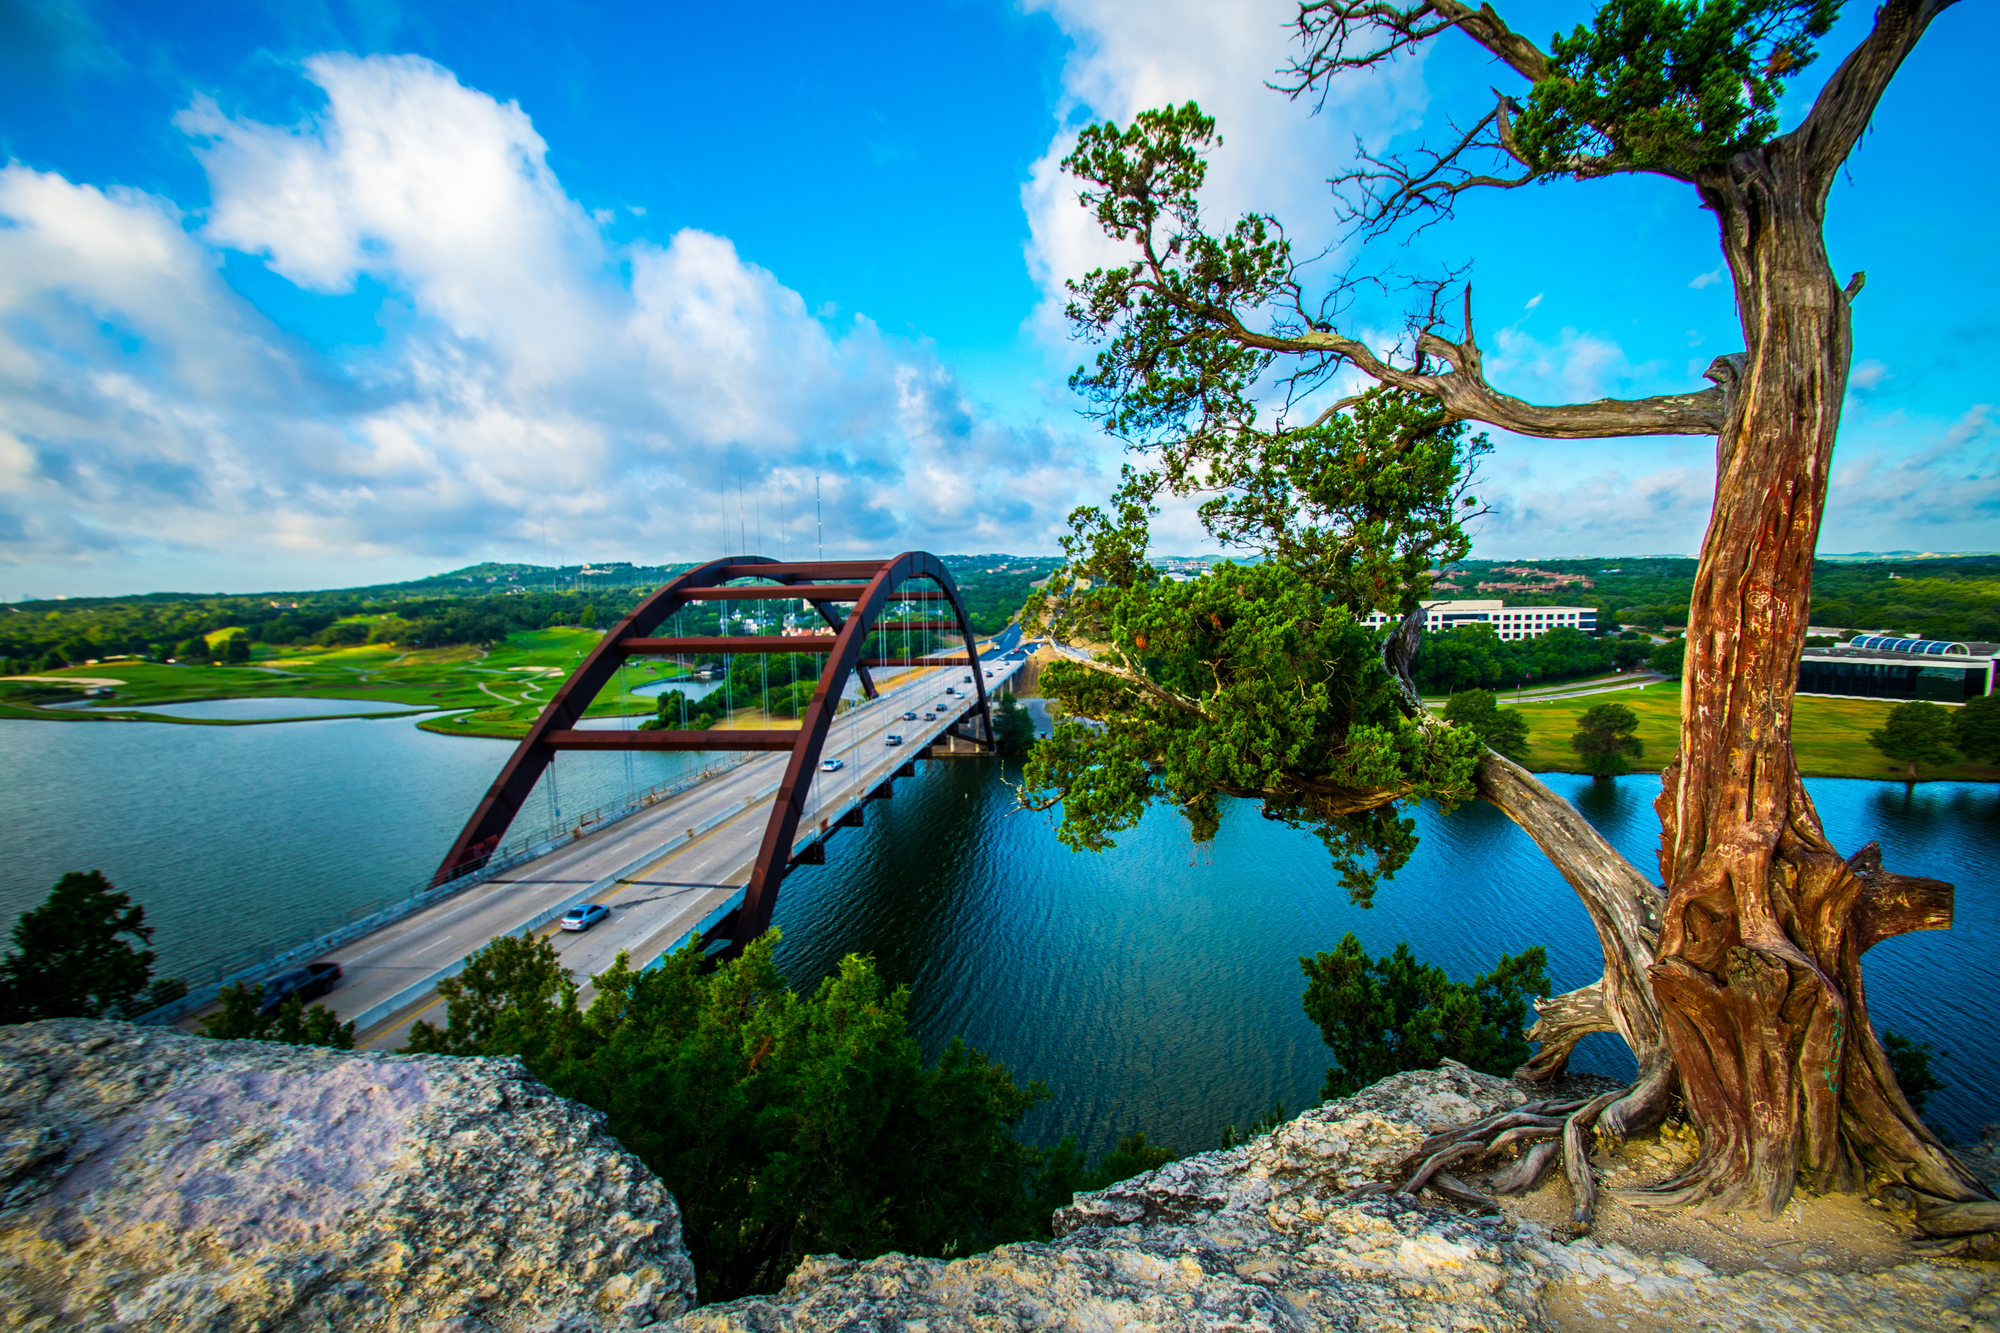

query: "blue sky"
xmin=1 ymin=0 xmax=1994 ymax=597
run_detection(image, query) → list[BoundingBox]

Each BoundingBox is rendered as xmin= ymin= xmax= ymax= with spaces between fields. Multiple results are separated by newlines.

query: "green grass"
xmin=1506 ymin=688 xmax=1999 ymax=784
xmin=0 ymin=628 xmax=680 ymax=735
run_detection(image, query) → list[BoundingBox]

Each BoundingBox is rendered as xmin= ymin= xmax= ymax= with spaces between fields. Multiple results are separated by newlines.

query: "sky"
xmin=1 ymin=0 xmax=1994 ymax=597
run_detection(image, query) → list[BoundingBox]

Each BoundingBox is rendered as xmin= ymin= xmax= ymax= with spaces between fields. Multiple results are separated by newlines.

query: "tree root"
xmin=1350 ymin=1092 xmax=1629 ymax=1222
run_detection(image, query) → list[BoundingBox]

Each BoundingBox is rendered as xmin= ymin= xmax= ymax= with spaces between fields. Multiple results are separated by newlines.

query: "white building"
xmin=1359 ymin=599 xmax=1598 ymax=640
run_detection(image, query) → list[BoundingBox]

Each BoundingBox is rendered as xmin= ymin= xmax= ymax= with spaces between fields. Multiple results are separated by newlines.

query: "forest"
xmin=1447 ymin=555 xmax=2000 ymax=640
xmin=0 ymin=555 xmax=1059 ymax=673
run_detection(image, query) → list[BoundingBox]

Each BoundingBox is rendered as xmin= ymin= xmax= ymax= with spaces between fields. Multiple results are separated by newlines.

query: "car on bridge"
xmin=944 ymin=687 xmax=958 ymax=696
xmin=560 ymin=903 xmax=610 ymax=932
xmin=902 ymin=711 xmax=917 ymax=720
xmin=258 ymin=961 xmax=342 ymax=1015
xmin=922 ymin=712 xmax=937 ymax=721
xmin=885 ymin=734 xmax=903 ymax=746
xmin=821 ymin=757 xmax=845 ymax=772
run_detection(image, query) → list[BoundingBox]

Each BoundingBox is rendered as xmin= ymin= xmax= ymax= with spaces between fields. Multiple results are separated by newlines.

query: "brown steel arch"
xmin=432 ymin=552 xmax=993 ymax=955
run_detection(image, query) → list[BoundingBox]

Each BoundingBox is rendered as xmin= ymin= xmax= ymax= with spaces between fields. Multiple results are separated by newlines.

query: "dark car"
xmin=922 ymin=712 xmax=937 ymax=721
xmin=561 ymin=903 xmax=611 ymax=932
xmin=901 ymin=711 xmax=918 ymax=720
xmin=258 ymin=961 xmax=342 ymax=1015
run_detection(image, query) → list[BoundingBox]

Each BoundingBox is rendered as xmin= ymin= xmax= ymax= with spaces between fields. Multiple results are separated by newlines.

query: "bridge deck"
xmin=322 ymin=652 xmax=1026 ymax=1048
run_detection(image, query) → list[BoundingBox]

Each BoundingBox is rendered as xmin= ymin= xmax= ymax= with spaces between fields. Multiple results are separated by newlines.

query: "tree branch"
xmin=1789 ymin=0 xmax=1962 ymax=192
xmin=1228 ymin=300 xmax=1728 ymax=438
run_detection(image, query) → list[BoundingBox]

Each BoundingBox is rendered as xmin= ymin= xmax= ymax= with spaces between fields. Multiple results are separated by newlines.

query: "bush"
xmin=404 ymin=932 xmax=1141 ymax=1299
xmin=1300 ymin=934 xmax=1549 ymax=1101
xmin=199 ymin=982 xmax=355 ymax=1048
xmin=1882 ymin=1030 xmax=1947 ymax=1117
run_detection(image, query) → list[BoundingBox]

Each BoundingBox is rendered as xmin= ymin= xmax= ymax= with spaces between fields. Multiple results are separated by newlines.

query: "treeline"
xmin=0 ymin=587 xmax=661 ymax=671
xmin=1444 ymin=555 xmax=2000 ymax=640
xmin=1408 ymin=624 xmax=1652 ymax=694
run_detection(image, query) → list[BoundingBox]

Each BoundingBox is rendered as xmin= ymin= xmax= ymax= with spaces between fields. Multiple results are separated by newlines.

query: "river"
xmin=1 ymin=710 xmax=1992 ymax=1152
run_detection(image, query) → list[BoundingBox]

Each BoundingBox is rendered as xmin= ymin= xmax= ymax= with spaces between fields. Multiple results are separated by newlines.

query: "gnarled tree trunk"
xmin=1639 ymin=94 xmax=1992 ymax=1225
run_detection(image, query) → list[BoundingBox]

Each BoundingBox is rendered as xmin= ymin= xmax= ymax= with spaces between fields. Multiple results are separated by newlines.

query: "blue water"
xmin=0 ymin=713 xmax=1992 ymax=1153
xmin=114 ymin=697 xmax=435 ymax=720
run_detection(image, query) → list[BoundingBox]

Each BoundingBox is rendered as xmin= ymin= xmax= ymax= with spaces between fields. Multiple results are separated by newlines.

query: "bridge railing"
xmin=129 ymin=752 xmax=757 ymax=1027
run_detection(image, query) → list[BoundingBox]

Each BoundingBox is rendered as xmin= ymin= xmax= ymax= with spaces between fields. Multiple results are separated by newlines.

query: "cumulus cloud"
xmin=1018 ymin=0 xmax=1428 ymax=351
xmin=0 ymin=54 xmax=1100 ymax=585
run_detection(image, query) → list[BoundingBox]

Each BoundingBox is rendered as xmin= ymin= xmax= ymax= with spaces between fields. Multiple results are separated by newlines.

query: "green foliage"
xmin=1300 ymin=934 xmax=1550 ymax=1101
xmin=1083 ymin=1131 xmax=1177 ymax=1185
xmin=1217 ymin=1101 xmax=1289 ymax=1151
xmin=0 ymin=872 xmax=185 ymax=1023
xmin=1882 ymin=1030 xmax=1947 ymax=1118
xmin=1412 ymin=625 xmax=1613 ymax=695
xmin=993 ymin=693 xmax=1037 ymax=755
xmin=1516 ymin=0 xmax=1839 ymax=177
xmin=1868 ymin=700 xmax=1956 ymax=781
xmin=1019 ymin=386 xmax=1489 ymax=906
xmin=199 ymin=982 xmax=355 ymax=1048
xmin=1571 ymin=702 xmax=1644 ymax=777
xmin=405 ymin=931 xmax=1132 ymax=1300
xmin=1948 ymin=693 xmax=2000 ymax=766
xmin=1648 ymin=635 xmax=1687 ymax=679
xmin=1441 ymin=689 xmax=1531 ymax=763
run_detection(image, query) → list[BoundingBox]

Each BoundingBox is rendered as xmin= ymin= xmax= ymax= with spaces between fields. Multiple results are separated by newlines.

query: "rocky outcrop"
xmin=0 ymin=1019 xmax=697 ymax=1331
xmin=675 ymin=1062 xmax=1998 ymax=1333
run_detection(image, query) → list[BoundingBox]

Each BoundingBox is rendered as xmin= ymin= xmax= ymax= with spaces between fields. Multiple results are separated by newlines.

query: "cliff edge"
xmin=0 ymin=1019 xmax=697 ymax=1331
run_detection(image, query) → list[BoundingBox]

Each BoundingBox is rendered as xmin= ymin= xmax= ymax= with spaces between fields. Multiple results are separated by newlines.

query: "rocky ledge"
xmin=0 ymin=1019 xmax=696 ymax=1331
xmin=678 ymin=1062 xmax=1998 ymax=1333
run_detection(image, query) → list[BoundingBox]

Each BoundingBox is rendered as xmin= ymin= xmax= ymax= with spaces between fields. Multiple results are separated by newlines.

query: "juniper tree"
xmin=1025 ymin=0 xmax=1991 ymax=1243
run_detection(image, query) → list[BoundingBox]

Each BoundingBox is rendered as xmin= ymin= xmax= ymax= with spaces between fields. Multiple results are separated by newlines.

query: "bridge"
xmin=302 ymin=553 xmax=1023 ymax=1049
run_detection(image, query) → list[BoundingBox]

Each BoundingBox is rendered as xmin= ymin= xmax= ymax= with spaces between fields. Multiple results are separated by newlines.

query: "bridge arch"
xmin=434 ymin=552 xmax=994 ymax=955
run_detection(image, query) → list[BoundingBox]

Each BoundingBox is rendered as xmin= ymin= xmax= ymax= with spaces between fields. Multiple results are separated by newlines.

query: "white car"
xmin=820 ymin=757 xmax=845 ymax=772
xmin=885 ymin=734 xmax=904 ymax=746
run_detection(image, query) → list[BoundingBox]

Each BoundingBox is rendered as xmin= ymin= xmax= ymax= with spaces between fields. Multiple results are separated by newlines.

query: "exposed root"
xmin=1360 ymin=1093 xmax=1631 ymax=1221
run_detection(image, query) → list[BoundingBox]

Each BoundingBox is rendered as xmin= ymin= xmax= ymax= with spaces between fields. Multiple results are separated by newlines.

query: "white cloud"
xmin=1689 ymin=266 xmax=1724 ymax=289
xmin=1850 ymin=358 xmax=1890 ymax=390
xmin=1524 ymin=293 xmax=1543 ymax=310
xmin=1824 ymin=404 xmax=2000 ymax=545
xmin=1487 ymin=326 xmax=1666 ymax=406
xmin=1018 ymin=0 xmax=1429 ymax=352
xmin=0 ymin=55 xmax=1103 ymax=587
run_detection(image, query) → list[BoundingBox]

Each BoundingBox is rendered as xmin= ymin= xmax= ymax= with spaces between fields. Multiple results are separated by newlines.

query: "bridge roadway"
xmin=326 ymin=650 xmax=1026 ymax=1049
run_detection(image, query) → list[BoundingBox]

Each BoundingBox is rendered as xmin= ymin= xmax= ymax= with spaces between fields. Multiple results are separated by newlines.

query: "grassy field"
xmin=1508 ymin=687 xmax=2000 ymax=784
xmin=0 ymin=627 xmax=688 ymax=735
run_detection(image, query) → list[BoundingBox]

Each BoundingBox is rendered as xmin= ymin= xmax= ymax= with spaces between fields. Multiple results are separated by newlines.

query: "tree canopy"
xmin=0 ymin=872 xmax=184 ymax=1023
xmin=404 ymin=932 xmax=1149 ymax=1300
xmin=1868 ymin=700 xmax=1956 ymax=784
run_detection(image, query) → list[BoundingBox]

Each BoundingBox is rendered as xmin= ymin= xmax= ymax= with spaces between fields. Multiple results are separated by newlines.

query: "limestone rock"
xmin=0 ymin=1019 xmax=697 ymax=1331
xmin=674 ymin=1060 xmax=1996 ymax=1332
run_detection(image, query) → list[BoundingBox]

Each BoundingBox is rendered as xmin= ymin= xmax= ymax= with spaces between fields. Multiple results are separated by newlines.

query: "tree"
xmin=405 ymin=932 xmax=1132 ymax=1299
xmin=1571 ymin=702 xmax=1644 ymax=778
xmin=1948 ymin=693 xmax=2000 ymax=766
xmin=993 ymin=693 xmax=1037 ymax=755
xmin=198 ymin=983 xmax=355 ymax=1048
xmin=1648 ymin=636 xmax=1687 ymax=680
xmin=1301 ymin=933 xmax=1550 ymax=1100
xmin=1442 ymin=689 xmax=1530 ymax=763
xmin=1033 ymin=0 xmax=1991 ymax=1241
xmin=1868 ymin=700 xmax=1956 ymax=787
xmin=172 ymin=636 xmax=209 ymax=662
xmin=0 ymin=872 xmax=186 ymax=1022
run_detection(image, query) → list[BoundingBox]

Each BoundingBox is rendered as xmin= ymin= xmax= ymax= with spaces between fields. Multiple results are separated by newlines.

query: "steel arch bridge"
xmin=433 ymin=552 xmax=995 ymax=956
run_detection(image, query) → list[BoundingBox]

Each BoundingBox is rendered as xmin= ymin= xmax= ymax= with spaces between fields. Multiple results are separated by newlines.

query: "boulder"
xmin=673 ymin=1061 xmax=1997 ymax=1333
xmin=0 ymin=1019 xmax=696 ymax=1331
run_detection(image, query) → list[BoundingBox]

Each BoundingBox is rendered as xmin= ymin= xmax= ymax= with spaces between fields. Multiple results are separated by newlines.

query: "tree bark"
xmin=1637 ymin=75 xmax=1989 ymax=1218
